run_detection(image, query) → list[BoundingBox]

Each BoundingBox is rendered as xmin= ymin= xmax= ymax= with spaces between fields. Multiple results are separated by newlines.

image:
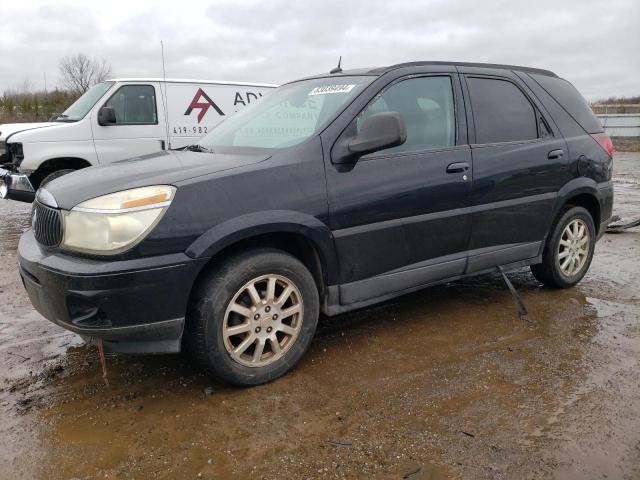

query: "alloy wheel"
xmin=222 ymin=274 xmax=304 ymax=367
xmin=558 ymin=218 xmax=590 ymax=277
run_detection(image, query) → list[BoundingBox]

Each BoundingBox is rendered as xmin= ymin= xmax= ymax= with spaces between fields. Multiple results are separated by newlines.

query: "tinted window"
xmin=105 ymin=85 xmax=157 ymax=124
xmin=529 ymin=73 xmax=603 ymax=134
xmin=357 ymin=76 xmax=456 ymax=154
xmin=467 ymin=77 xmax=537 ymax=144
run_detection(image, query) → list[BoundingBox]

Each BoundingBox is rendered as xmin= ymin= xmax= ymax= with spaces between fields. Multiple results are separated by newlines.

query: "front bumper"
xmin=18 ymin=230 xmax=208 ymax=353
xmin=0 ymin=167 xmax=35 ymax=202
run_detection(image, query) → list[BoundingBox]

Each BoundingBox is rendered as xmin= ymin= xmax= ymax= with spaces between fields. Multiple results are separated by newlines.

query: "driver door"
xmin=324 ymin=74 xmax=473 ymax=305
xmin=93 ymin=83 xmax=167 ymax=164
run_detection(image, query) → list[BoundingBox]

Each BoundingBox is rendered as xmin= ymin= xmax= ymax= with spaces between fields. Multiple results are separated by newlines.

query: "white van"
xmin=0 ymin=78 xmax=276 ymax=201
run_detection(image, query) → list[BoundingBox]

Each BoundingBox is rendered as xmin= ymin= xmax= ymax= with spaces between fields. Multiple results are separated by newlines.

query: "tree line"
xmin=0 ymin=53 xmax=111 ymax=123
xmin=593 ymin=95 xmax=640 ymax=105
xmin=591 ymin=96 xmax=640 ymax=115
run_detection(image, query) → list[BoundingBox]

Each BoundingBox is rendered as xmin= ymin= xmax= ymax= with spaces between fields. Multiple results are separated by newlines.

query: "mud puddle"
xmin=1 ymin=154 xmax=639 ymax=479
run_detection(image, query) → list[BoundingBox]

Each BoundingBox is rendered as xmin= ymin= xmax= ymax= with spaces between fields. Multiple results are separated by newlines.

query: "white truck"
xmin=0 ymin=78 xmax=276 ymax=202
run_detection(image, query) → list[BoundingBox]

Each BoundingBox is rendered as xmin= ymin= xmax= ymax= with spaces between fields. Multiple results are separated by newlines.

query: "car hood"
xmin=0 ymin=122 xmax=58 ymax=142
xmin=43 ymin=150 xmax=271 ymax=209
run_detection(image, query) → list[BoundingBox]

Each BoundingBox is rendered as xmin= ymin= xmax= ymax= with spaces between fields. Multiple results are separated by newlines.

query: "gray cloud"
xmin=0 ymin=0 xmax=638 ymax=99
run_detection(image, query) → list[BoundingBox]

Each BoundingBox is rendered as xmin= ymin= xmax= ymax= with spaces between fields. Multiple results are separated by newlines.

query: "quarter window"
xmin=104 ymin=85 xmax=157 ymax=125
xmin=466 ymin=77 xmax=538 ymax=144
xmin=357 ymin=76 xmax=456 ymax=155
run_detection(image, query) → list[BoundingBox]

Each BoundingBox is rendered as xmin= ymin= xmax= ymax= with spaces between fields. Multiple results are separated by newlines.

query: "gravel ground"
xmin=0 ymin=153 xmax=639 ymax=480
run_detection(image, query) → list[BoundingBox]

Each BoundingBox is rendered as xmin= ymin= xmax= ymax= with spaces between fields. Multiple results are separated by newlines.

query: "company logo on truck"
xmin=184 ymin=88 xmax=224 ymax=123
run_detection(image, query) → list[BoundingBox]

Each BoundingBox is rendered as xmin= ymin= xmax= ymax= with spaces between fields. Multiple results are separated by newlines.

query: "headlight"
xmin=62 ymin=185 xmax=176 ymax=255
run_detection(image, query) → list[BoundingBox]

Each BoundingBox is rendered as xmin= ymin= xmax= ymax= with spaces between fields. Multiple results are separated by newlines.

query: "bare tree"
xmin=59 ymin=53 xmax=112 ymax=93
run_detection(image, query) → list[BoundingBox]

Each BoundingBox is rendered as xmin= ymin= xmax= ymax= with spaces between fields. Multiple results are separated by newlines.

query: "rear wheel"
xmin=186 ymin=248 xmax=319 ymax=386
xmin=531 ymin=206 xmax=596 ymax=288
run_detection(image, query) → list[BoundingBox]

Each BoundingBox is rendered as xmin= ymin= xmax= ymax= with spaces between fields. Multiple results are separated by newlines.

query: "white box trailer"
xmin=0 ymin=78 xmax=276 ymax=202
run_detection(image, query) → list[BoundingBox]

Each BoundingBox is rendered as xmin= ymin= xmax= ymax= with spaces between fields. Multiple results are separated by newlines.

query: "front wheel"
xmin=186 ymin=248 xmax=319 ymax=386
xmin=531 ymin=206 xmax=596 ymax=288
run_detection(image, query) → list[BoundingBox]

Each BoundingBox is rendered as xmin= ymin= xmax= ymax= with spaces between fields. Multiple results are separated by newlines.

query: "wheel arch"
xmin=565 ymin=193 xmax=601 ymax=233
xmin=186 ymin=210 xmax=339 ymax=296
xmin=556 ymin=178 xmax=602 ymax=234
xmin=29 ymin=157 xmax=92 ymax=189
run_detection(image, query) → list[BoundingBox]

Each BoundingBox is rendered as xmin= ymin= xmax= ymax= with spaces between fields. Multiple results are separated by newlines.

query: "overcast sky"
xmin=1 ymin=0 xmax=638 ymax=99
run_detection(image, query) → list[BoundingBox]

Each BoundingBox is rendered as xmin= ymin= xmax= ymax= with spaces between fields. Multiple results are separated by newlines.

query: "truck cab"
xmin=0 ymin=78 xmax=275 ymax=202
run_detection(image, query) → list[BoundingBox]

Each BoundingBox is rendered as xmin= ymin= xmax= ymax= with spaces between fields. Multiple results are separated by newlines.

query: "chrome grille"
xmin=32 ymin=202 xmax=62 ymax=247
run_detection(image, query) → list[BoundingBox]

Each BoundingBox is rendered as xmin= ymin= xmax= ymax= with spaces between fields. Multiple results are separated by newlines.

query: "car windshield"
xmin=198 ymin=76 xmax=373 ymax=150
xmin=57 ymin=81 xmax=114 ymax=122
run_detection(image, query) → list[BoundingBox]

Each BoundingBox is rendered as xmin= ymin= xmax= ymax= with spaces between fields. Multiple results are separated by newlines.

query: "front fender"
xmin=18 ymin=141 xmax=98 ymax=172
xmin=185 ymin=210 xmax=339 ymax=285
xmin=10 ymin=119 xmax=97 ymax=172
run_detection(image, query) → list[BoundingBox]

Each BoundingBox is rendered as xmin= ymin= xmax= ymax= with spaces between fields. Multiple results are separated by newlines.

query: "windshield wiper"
xmin=181 ymin=144 xmax=213 ymax=153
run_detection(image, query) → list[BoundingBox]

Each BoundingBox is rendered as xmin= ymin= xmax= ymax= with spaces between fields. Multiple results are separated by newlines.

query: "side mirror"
xmin=97 ymin=106 xmax=117 ymax=126
xmin=347 ymin=112 xmax=407 ymax=157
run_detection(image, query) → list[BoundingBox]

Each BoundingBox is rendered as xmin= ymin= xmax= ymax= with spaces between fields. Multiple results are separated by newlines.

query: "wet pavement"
xmin=1 ymin=153 xmax=639 ymax=480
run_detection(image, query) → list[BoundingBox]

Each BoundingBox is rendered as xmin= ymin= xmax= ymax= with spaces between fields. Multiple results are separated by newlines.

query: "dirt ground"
xmin=1 ymin=153 xmax=639 ymax=480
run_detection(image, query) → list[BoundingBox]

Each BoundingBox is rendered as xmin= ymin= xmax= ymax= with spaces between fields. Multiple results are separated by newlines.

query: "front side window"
xmin=104 ymin=85 xmax=157 ymax=125
xmin=466 ymin=77 xmax=538 ymax=144
xmin=199 ymin=76 xmax=373 ymax=150
xmin=356 ymin=76 xmax=456 ymax=155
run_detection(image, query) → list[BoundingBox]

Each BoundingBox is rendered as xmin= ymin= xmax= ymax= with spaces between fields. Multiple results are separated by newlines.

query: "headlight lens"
xmin=62 ymin=185 xmax=176 ymax=255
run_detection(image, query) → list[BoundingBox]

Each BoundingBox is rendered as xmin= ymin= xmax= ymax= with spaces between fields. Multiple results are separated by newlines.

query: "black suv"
xmin=18 ymin=62 xmax=614 ymax=385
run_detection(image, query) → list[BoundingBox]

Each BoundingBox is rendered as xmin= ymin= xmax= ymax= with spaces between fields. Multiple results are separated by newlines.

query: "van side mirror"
xmin=98 ymin=106 xmax=117 ymax=126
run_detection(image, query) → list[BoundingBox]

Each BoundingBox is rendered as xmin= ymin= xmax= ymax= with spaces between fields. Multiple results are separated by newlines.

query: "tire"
xmin=40 ymin=169 xmax=75 ymax=188
xmin=531 ymin=206 xmax=596 ymax=288
xmin=186 ymin=248 xmax=319 ymax=386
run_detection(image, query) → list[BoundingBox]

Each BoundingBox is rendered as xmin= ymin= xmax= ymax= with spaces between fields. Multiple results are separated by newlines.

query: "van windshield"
xmin=198 ymin=76 xmax=373 ymax=150
xmin=56 ymin=82 xmax=114 ymax=122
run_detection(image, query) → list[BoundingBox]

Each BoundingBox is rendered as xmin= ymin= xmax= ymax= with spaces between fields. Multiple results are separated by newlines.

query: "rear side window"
xmin=104 ymin=85 xmax=157 ymax=125
xmin=466 ymin=77 xmax=537 ymax=144
xmin=529 ymin=73 xmax=603 ymax=133
xmin=357 ymin=76 xmax=456 ymax=154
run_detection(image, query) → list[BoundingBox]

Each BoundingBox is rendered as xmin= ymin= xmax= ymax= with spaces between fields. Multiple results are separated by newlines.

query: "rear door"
xmin=460 ymin=68 xmax=569 ymax=272
xmin=324 ymin=72 xmax=473 ymax=304
xmin=93 ymin=83 xmax=166 ymax=164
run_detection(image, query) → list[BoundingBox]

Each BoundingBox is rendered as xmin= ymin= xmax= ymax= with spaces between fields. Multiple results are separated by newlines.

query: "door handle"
xmin=548 ymin=149 xmax=564 ymax=159
xmin=446 ymin=162 xmax=470 ymax=173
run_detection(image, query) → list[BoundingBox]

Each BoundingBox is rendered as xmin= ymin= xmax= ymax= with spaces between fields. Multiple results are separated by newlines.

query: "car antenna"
xmin=330 ymin=56 xmax=342 ymax=74
xmin=160 ymin=40 xmax=172 ymax=150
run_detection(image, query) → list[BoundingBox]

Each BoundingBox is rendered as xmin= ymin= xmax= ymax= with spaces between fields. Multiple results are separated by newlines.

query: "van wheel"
xmin=187 ymin=248 xmax=319 ymax=386
xmin=40 ymin=169 xmax=75 ymax=188
xmin=531 ymin=206 xmax=596 ymax=288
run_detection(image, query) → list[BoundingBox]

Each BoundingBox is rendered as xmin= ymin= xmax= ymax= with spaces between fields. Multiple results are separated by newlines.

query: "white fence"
xmin=596 ymin=114 xmax=640 ymax=137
